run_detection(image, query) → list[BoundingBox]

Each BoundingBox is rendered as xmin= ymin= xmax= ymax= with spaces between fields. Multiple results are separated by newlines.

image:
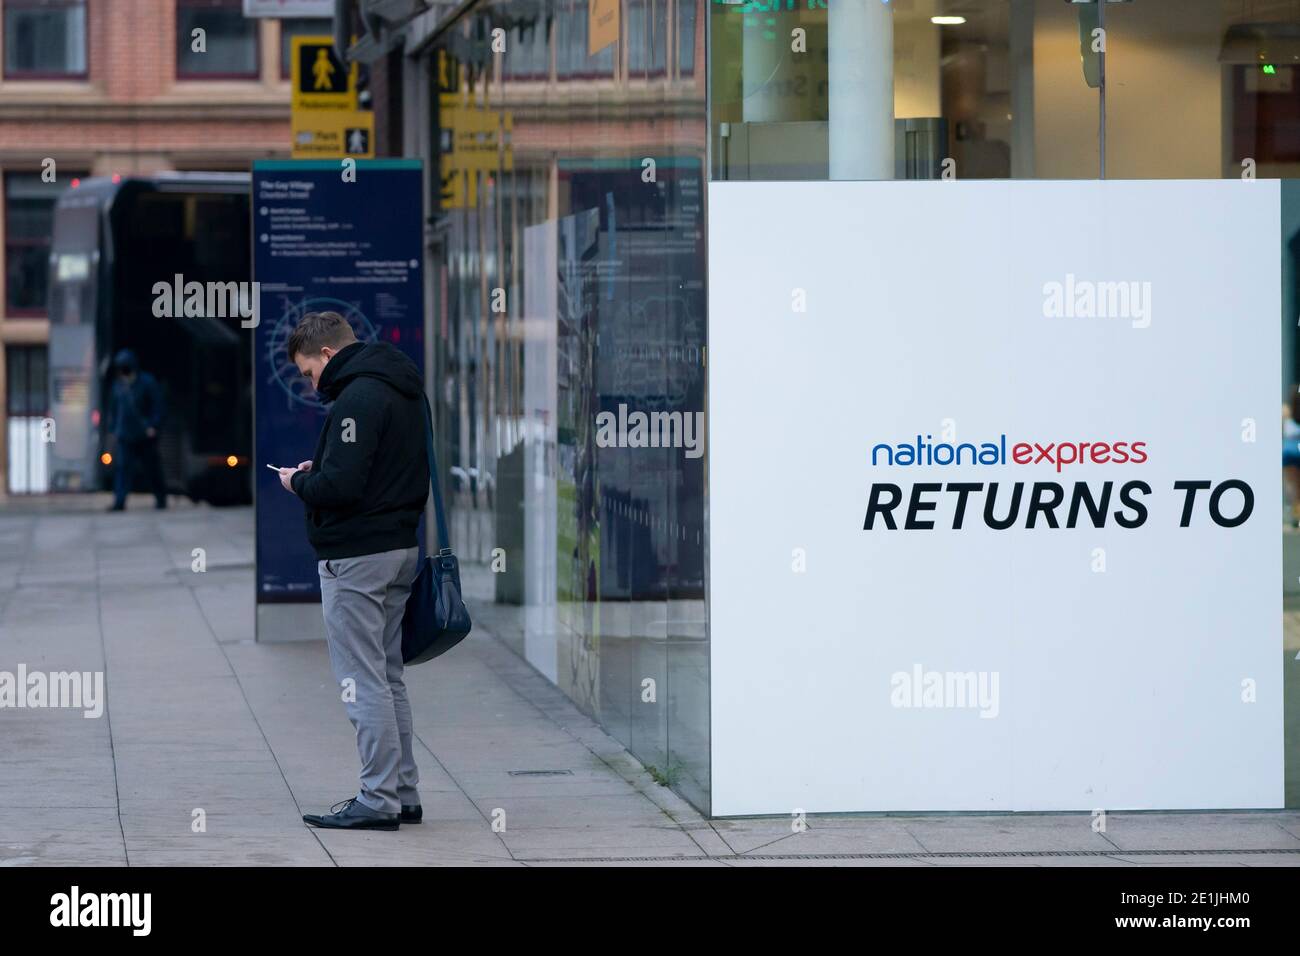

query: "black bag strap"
xmin=421 ymin=396 xmax=452 ymax=554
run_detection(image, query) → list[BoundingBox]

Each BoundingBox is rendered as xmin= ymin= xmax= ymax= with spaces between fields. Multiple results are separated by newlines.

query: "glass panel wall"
xmin=425 ymin=0 xmax=1300 ymax=812
xmin=709 ymin=0 xmax=1300 ymax=186
xmin=428 ymin=0 xmax=710 ymax=810
xmin=710 ymin=0 xmax=1094 ymax=181
xmin=710 ymin=0 xmax=1300 ymax=806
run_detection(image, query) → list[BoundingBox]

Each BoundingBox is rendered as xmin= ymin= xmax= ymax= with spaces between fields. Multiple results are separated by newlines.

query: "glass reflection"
xmin=429 ymin=0 xmax=709 ymax=812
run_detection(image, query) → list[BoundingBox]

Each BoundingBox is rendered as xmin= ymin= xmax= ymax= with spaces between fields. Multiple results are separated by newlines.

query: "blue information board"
xmin=251 ymin=159 xmax=425 ymax=613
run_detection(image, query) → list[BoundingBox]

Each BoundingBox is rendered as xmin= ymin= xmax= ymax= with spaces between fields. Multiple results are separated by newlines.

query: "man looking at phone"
xmin=275 ymin=310 xmax=430 ymax=831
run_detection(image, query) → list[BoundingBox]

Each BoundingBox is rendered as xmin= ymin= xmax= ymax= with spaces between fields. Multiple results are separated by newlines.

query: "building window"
xmin=556 ymin=0 xmax=615 ymax=79
xmin=5 ymin=345 xmax=48 ymax=416
xmin=3 ymin=0 xmax=87 ymax=79
xmin=176 ymin=0 xmax=259 ymax=79
xmin=4 ymin=172 xmax=79 ymax=315
xmin=502 ymin=17 xmax=549 ymax=82
xmin=279 ymin=16 xmax=331 ymax=79
xmin=6 ymin=345 xmax=50 ymax=494
xmin=628 ymin=0 xmax=667 ymax=78
xmin=677 ymin=0 xmax=695 ymax=77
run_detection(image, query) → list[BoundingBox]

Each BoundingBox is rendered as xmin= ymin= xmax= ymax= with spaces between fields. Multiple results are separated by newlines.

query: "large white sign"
xmin=708 ymin=180 xmax=1283 ymax=815
xmin=243 ymin=0 xmax=333 ymax=17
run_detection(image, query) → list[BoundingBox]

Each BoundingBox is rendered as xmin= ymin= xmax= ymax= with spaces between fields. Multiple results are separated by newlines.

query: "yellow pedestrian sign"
xmin=435 ymin=49 xmax=513 ymax=209
xmin=291 ymin=35 xmax=370 ymax=158
xmin=291 ymin=35 xmax=356 ymax=111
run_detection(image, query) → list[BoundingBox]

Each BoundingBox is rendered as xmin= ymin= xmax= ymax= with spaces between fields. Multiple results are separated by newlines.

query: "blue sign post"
xmin=251 ymin=159 xmax=426 ymax=640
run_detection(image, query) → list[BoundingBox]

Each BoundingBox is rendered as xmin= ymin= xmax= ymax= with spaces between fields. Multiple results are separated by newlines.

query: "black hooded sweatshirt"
xmin=290 ymin=341 xmax=429 ymax=560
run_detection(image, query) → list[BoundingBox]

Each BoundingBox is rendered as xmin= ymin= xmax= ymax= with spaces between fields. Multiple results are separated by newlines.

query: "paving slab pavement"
xmin=1 ymin=498 xmax=1298 ymax=866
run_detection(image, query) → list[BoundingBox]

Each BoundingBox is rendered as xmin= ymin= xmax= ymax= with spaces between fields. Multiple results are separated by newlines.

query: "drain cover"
xmin=508 ymin=770 xmax=574 ymax=777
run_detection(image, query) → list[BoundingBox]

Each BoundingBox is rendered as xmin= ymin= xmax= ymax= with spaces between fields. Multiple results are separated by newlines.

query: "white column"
xmin=1009 ymin=0 xmax=1036 ymax=179
xmin=742 ymin=13 xmax=815 ymax=123
xmin=829 ymin=0 xmax=895 ymax=180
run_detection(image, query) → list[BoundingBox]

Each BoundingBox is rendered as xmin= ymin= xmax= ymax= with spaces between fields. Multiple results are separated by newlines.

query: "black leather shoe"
xmin=303 ymin=797 xmax=399 ymax=831
xmin=400 ymin=804 xmax=422 ymax=823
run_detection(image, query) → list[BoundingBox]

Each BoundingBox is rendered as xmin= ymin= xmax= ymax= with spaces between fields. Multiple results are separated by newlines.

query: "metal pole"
xmin=1098 ymin=0 xmax=1106 ymax=180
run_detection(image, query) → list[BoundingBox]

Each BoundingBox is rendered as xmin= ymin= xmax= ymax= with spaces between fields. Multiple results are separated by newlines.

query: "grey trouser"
xmin=318 ymin=546 xmax=421 ymax=815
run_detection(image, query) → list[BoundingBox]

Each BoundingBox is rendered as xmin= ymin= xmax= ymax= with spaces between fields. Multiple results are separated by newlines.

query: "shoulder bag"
xmin=401 ymin=398 xmax=473 ymax=664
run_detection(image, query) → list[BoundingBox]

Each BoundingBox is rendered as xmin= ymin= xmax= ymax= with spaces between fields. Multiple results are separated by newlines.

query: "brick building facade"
xmin=0 ymin=0 xmax=313 ymax=496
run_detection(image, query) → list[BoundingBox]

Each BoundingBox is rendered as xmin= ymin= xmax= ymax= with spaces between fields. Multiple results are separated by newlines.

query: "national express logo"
xmin=871 ymin=434 xmax=1149 ymax=471
xmin=863 ymin=433 xmax=1253 ymax=531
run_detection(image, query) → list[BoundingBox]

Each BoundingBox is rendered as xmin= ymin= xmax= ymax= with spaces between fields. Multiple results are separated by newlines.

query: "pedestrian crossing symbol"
xmin=291 ymin=36 xmax=356 ymax=110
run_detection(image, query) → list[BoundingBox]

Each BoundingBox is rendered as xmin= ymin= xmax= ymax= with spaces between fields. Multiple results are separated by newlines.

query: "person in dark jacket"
xmin=276 ymin=311 xmax=429 ymax=831
xmin=107 ymin=348 xmax=167 ymax=511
